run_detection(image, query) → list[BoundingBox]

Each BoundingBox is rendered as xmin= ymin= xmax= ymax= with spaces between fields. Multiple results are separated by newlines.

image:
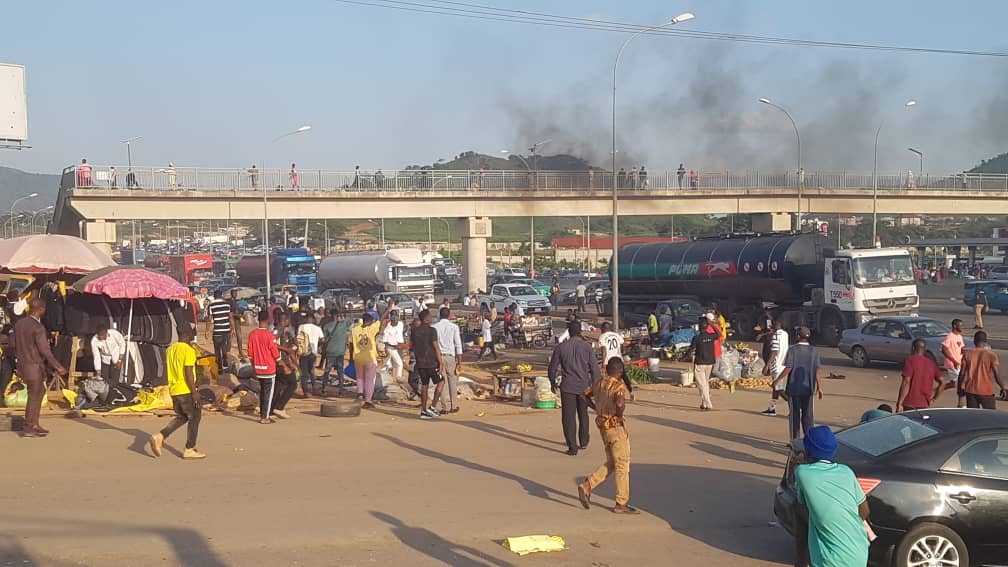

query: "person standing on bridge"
xmin=616 ymin=168 xmax=626 ymax=189
xmin=248 ymin=164 xmax=259 ymax=189
xmin=289 ymin=163 xmax=299 ymax=189
xmin=638 ymin=166 xmax=647 ymax=189
xmin=689 ymin=169 xmax=699 ymax=189
xmin=676 ymin=164 xmax=686 ymax=189
xmin=76 ymin=158 xmax=93 ymax=186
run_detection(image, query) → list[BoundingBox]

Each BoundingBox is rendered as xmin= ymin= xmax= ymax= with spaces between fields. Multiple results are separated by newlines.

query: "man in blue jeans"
xmin=321 ymin=311 xmax=353 ymax=395
xmin=775 ymin=327 xmax=823 ymax=440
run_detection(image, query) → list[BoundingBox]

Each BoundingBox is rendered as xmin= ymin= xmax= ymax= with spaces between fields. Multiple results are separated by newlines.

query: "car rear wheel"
xmin=850 ymin=345 xmax=870 ymax=368
xmin=895 ymin=522 xmax=968 ymax=567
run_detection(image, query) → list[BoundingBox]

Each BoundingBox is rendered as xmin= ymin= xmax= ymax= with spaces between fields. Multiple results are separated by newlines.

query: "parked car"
xmin=963 ymin=280 xmax=1008 ymax=313
xmin=476 ymin=283 xmax=550 ymax=315
xmin=774 ymin=409 xmax=1008 ymax=567
xmin=373 ymin=292 xmax=418 ymax=317
xmin=838 ymin=316 xmax=949 ymax=368
xmin=987 ymin=265 xmax=1008 ymax=280
xmin=495 ymin=267 xmax=528 ymax=278
xmin=320 ymin=287 xmax=365 ymax=312
xmin=507 ymin=278 xmax=552 ymax=297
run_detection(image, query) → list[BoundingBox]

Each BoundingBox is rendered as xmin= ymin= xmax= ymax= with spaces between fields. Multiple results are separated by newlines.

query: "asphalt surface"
xmin=1 ymin=277 xmax=1001 ymax=566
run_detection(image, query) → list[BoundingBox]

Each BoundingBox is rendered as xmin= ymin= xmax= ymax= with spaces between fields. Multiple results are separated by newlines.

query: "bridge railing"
xmin=71 ymin=166 xmax=1008 ymax=193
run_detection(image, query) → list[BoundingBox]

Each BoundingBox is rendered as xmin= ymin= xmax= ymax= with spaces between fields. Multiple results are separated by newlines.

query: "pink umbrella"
xmin=73 ymin=266 xmax=191 ymax=380
xmin=0 ymin=234 xmax=115 ymax=274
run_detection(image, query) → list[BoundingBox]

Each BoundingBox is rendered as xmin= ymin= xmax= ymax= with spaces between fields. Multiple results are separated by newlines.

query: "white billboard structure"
xmin=0 ymin=63 xmax=29 ymax=149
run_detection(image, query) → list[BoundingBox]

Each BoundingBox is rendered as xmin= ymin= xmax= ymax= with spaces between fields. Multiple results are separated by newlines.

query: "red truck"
xmin=167 ymin=254 xmax=214 ymax=285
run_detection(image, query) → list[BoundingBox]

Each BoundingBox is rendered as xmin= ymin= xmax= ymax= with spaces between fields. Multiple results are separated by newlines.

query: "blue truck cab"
xmin=273 ymin=248 xmax=318 ymax=295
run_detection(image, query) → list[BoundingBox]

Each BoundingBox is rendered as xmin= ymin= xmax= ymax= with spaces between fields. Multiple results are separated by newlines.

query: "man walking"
xmin=794 ymin=426 xmax=870 ymax=567
xmin=958 ymin=331 xmax=1006 ymax=409
xmin=777 ymin=327 xmax=823 ymax=440
xmin=577 ymin=357 xmax=637 ymax=514
xmin=477 ymin=312 xmax=496 ymax=361
xmin=897 ymin=339 xmax=946 ymax=412
xmin=575 ymin=280 xmax=587 ymax=313
xmin=349 ymin=312 xmax=382 ymax=408
xmin=974 ymin=287 xmax=988 ymax=329
xmin=149 ymin=327 xmax=205 ymax=458
xmin=411 ymin=308 xmax=445 ymax=419
xmin=548 ymin=320 xmax=602 ymax=456
xmin=248 ymin=311 xmax=286 ymax=422
xmin=380 ymin=310 xmax=406 ymax=385
xmin=761 ymin=320 xmax=789 ymax=416
xmin=205 ymin=290 xmax=233 ymax=374
xmin=321 ymin=311 xmax=353 ymax=395
xmin=594 ymin=286 xmax=605 ymax=313
xmin=433 ymin=307 xmax=463 ymax=413
xmin=941 ymin=318 xmax=965 ymax=383
xmin=14 ymin=299 xmax=68 ymax=437
xmin=228 ymin=288 xmax=245 ymax=357
xmin=91 ymin=322 xmax=126 ymax=384
xmin=687 ymin=318 xmax=718 ymax=411
xmin=296 ymin=314 xmax=324 ymax=396
xmin=676 ymin=164 xmax=686 ymax=189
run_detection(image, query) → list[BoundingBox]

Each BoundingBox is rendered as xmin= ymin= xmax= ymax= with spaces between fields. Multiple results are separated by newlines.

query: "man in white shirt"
xmin=381 ymin=311 xmax=406 ymax=382
xmin=597 ymin=322 xmax=624 ymax=365
xmin=575 ymin=281 xmax=588 ymax=313
xmin=432 ymin=307 xmax=464 ymax=413
xmin=297 ymin=314 xmax=325 ymax=396
xmin=91 ymin=323 xmax=127 ymax=383
xmin=762 ymin=320 xmax=790 ymax=416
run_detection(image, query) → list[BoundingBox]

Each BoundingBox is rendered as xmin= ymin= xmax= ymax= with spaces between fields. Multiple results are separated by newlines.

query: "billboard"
xmin=0 ymin=63 xmax=28 ymax=144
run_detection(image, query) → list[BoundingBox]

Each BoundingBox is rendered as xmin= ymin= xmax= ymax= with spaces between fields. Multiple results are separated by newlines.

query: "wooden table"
xmin=492 ymin=371 xmax=539 ymax=400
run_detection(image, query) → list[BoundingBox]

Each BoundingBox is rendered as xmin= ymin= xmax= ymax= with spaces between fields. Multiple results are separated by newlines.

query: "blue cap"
xmin=803 ymin=425 xmax=837 ymax=461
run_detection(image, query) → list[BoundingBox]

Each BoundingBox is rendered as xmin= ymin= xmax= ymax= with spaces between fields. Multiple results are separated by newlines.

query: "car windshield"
xmin=852 ymin=256 xmax=915 ymax=287
xmin=836 ymin=415 xmax=940 ymax=457
xmin=506 ymin=286 xmax=537 ymax=296
xmin=904 ymin=319 xmax=949 ymax=338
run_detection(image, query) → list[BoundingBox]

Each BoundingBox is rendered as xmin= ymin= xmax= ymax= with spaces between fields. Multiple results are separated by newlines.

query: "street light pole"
xmin=611 ymin=12 xmax=695 ymax=329
xmin=122 ymin=136 xmax=143 ymax=170
xmin=759 ymin=98 xmax=802 ymax=230
xmin=872 ymin=101 xmax=916 ymax=245
xmin=908 ymin=147 xmax=923 ymax=177
xmin=265 ymin=125 xmax=311 ymax=293
xmin=9 ymin=193 xmax=39 ymax=238
xmin=435 ymin=218 xmax=452 ymax=260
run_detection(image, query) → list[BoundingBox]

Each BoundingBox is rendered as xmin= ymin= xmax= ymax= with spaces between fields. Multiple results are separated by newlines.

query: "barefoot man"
xmin=577 ymin=358 xmax=637 ymax=514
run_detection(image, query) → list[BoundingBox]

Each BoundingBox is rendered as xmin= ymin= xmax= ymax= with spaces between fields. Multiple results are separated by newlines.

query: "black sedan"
xmin=774 ymin=409 xmax=1008 ymax=567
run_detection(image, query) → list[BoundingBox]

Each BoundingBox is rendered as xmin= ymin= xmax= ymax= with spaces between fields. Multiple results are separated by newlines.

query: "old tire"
xmin=320 ymin=400 xmax=361 ymax=418
xmin=895 ymin=522 xmax=968 ymax=567
xmin=0 ymin=415 xmax=25 ymax=431
xmin=851 ymin=346 xmax=870 ymax=368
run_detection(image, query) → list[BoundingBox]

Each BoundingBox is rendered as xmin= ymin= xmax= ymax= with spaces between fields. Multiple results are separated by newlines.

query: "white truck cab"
xmin=824 ymin=247 xmax=919 ymax=328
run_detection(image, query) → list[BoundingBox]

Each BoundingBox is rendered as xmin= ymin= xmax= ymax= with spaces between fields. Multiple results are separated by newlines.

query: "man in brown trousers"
xmin=577 ymin=357 xmax=637 ymax=514
xmin=13 ymin=298 xmax=67 ymax=437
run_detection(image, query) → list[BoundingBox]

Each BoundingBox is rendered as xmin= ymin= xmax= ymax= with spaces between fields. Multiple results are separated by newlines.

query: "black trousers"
xmin=965 ymin=393 xmax=996 ymax=409
xmin=160 ymin=394 xmax=201 ymax=449
xmin=788 ymin=396 xmax=814 ymax=440
xmin=212 ymin=333 xmax=231 ymax=372
xmin=273 ymin=371 xmax=297 ymax=411
xmin=257 ymin=377 xmax=275 ymax=420
xmin=561 ymin=391 xmax=590 ymax=451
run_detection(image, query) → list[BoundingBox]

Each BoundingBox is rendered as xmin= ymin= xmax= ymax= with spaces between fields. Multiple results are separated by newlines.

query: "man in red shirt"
xmin=958 ymin=331 xmax=1007 ymax=410
xmin=896 ymin=340 xmax=946 ymax=412
xmin=247 ymin=310 xmax=284 ymax=423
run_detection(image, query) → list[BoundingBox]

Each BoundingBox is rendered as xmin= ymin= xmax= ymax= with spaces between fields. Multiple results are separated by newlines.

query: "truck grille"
xmin=864 ymin=296 xmax=918 ymax=312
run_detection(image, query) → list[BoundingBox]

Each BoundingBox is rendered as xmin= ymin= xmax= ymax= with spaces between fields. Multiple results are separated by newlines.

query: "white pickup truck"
xmin=477 ymin=283 xmax=551 ymax=315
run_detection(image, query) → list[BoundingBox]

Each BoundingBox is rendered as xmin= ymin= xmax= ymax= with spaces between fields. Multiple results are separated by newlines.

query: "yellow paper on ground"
xmin=108 ymin=386 xmax=173 ymax=413
xmin=504 ymin=535 xmax=566 ymax=555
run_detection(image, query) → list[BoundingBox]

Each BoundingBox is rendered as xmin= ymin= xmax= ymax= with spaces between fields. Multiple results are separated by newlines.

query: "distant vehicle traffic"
xmin=838 ymin=316 xmax=949 ymax=368
xmin=495 ymin=267 xmax=528 ymax=278
xmin=775 ymin=409 xmax=1008 ymax=567
xmin=507 ymin=278 xmax=552 ymax=296
xmin=373 ymin=292 xmax=417 ymax=317
xmin=236 ymin=248 xmax=318 ymax=295
xmin=560 ymin=280 xmax=610 ymax=305
xmin=476 ymin=283 xmax=550 ymax=315
xmin=987 ymin=265 xmax=1008 ymax=280
xmin=319 ymin=288 xmax=365 ymax=312
xmin=166 ymin=254 xmax=214 ymax=285
xmin=319 ymin=248 xmax=435 ymax=305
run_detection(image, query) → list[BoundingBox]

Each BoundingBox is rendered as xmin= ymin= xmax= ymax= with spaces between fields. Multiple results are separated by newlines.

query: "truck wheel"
xmin=850 ymin=346 xmax=870 ymax=368
xmin=818 ymin=312 xmax=842 ymax=347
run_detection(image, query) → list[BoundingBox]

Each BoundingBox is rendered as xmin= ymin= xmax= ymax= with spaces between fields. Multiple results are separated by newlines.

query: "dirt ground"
xmin=1 ymin=279 xmax=1001 ymax=566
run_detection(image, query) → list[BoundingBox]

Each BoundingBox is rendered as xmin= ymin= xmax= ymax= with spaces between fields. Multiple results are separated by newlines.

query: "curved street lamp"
xmin=872 ymin=101 xmax=916 ymax=245
xmin=264 ymin=125 xmax=311 ymax=293
xmin=759 ymin=97 xmax=802 ymax=229
xmin=9 ymin=192 xmax=39 ymax=238
xmin=611 ymin=12 xmax=695 ymax=328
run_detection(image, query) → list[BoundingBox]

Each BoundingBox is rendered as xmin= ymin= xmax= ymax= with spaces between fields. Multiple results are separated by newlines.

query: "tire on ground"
xmin=0 ymin=415 xmax=25 ymax=431
xmin=320 ymin=400 xmax=361 ymax=418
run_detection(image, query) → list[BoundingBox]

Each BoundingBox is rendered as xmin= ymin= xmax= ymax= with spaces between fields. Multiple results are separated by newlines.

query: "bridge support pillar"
xmin=461 ymin=217 xmax=492 ymax=295
xmin=751 ymin=213 xmax=793 ymax=233
xmin=82 ymin=220 xmax=117 ymax=256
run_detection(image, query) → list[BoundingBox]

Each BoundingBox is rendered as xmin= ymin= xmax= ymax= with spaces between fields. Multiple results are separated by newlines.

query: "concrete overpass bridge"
xmin=52 ymin=164 xmax=1008 ymax=292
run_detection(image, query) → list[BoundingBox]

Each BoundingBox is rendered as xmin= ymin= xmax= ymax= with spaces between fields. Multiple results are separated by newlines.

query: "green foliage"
xmin=625 ymin=365 xmax=657 ymax=384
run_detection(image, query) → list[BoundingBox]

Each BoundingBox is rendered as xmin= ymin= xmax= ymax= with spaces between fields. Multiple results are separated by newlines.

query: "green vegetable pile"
xmin=625 ymin=365 xmax=657 ymax=384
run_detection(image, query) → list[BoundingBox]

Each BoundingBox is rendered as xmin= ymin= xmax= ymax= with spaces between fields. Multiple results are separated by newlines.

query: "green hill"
xmin=0 ymin=166 xmax=59 ymax=206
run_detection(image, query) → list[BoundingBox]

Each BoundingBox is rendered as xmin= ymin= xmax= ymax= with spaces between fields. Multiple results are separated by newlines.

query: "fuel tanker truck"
xmin=615 ymin=233 xmax=919 ymax=345
xmin=318 ymin=248 xmax=435 ymax=305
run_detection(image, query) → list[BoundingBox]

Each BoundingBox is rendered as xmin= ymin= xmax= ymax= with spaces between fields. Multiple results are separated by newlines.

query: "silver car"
xmin=838 ymin=317 xmax=949 ymax=368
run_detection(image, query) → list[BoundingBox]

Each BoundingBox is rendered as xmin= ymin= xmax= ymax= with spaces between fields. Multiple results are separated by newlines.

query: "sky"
xmin=3 ymin=0 xmax=1008 ymax=178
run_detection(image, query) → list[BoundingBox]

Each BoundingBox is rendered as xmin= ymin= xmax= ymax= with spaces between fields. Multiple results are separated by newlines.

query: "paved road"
xmin=3 ymin=338 xmax=986 ymax=567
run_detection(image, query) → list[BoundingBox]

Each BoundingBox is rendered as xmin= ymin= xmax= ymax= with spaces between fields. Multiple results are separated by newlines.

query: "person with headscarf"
xmin=794 ymin=425 xmax=871 ymax=567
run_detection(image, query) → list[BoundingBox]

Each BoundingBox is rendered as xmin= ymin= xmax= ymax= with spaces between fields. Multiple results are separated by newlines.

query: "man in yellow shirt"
xmin=149 ymin=328 xmax=206 ymax=459
xmin=349 ymin=313 xmax=383 ymax=409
